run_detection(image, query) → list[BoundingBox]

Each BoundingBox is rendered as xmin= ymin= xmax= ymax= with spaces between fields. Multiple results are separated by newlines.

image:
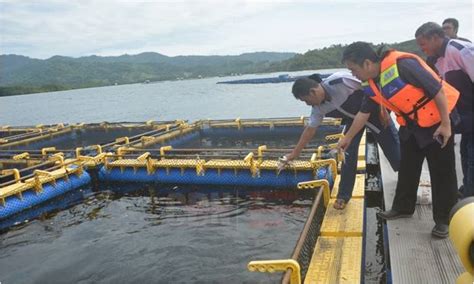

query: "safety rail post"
xmin=140 ymin=136 xmax=156 ymax=147
xmin=137 ymin=152 xmax=150 ymax=161
xmin=32 ymin=169 xmax=54 ymax=192
xmin=117 ymin=147 xmax=128 ymax=160
xmin=310 ymin=155 xmax=338 ymax=178
xmin=297 ymin=179 xmax=330 ymax=207
xmin=41 ymin=147 xmax=56 ymax=159
xmin=196 ymin=159 xmax=205 ymax=176
xmin=247 ymin=260 xmax=301 ymax=284
xmin=146 ymin=156 xmax=155 ymax=175
xmin=49 ymin=153 xmax=65 ymax=169
xmin=325 ymin=143 xmax=338 ymax=149
xmin=243 ymin=152 xmax=259 ymax=177
xmin=13 ymin=152 xmax=30 ymax=160
xmin=115 ymin=136 xmax=130 ymax=145
xmin=0 ymin=169 xmax=21 ymax=183
xmin=325 ymin=133 xmax=344 ymax=141
xmin=235 ymin=117 xmax=242 ymax=130
xmin=92 ymin=144 xmax=103 ymax=154
xmin=257 ymin=145 xmax=267 ymax=164
xmin=103 ymin=153 xmax=111 ymax=170
xmin=159 ymin=146 xmax=173 ymax=159
xmin=146 ymin=120 xmax=154 ymax=126
xmin=75 ymin=147 xmax=83 ymax=158
xmin=316 ymin=146 xmax=324 ymax=159
xmin=268 ymin=121 xmax=274 ymax=130
xmin=77 ymin=153 xmax=106 ymax=168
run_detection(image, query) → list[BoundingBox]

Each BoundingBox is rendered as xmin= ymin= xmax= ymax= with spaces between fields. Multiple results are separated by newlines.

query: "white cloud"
xmin=0 ymin=0 xmax=472 ymax=58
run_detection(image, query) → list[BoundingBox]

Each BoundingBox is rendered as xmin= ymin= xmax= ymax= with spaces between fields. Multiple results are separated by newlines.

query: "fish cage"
xmin=0 ymin=117 xmax=366 ymax=284
xmin=0 ymin=117 xmax=344 ymax=221
xmin=98 ymin=117 xmax=343 ymax=188
xmin=0 ymin=121 xmax=183 ymax=151
xmin=0 ymin=121 xmax=186 ymax=171
xmin=127 ymin=117 xmax=343 ymax=149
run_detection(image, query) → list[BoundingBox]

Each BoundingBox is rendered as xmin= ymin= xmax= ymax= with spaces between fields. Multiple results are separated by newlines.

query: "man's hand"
xmin=379 ymin=107 xmax=391 ymax=129
xmin=285 ymin=153 xmax=297 ymax=162
xmin=433 ymin=122 xmax=451 ymax=148
xmin=337 ymin=136 xmax=353 ymax=152
xmin=277 ymin=154 xmax=293 ymax=174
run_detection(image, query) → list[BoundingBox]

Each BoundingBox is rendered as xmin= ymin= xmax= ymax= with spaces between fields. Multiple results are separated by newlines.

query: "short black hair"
xmin=307 ymin=73 xmax=323 ymax=83
xmin=292 ymin=77 xmax=319 ymax=99
xmin=442 ymin=18 xmax=459 ymax=30
xmin=415 ymin=22 xmax=445 ymax=38
xmin=341 ymin=41 xmax=379 ymax=66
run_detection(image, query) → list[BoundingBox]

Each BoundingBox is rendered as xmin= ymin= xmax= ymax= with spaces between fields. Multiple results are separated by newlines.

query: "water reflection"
xmin=0 ymin=183 xmax=313 ymax=283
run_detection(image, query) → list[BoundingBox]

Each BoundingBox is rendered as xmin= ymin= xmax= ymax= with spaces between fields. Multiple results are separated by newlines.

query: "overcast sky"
xmin=1 ymin=0 xmax=472 ymax=59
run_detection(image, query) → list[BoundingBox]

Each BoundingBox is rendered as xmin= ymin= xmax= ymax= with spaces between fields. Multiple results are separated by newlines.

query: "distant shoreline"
xmin=0 ymin=39 xmax=423 ymax=97
xmin=0 ymin=67 xmax=338 ymax=97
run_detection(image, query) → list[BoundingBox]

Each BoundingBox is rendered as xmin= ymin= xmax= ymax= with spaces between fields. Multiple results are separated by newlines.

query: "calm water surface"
xmin=0 ymin=184 xmax=313 ymax=283
xmin=0 ymin=70 xmax=340 ymax=126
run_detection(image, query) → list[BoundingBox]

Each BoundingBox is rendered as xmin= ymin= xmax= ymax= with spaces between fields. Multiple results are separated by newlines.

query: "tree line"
xmin=0 ymin=40 xmax=421 ymax=96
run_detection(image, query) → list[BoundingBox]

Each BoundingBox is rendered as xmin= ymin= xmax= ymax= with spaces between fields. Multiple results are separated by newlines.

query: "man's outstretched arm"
xmin=286 ymin=126 xmax=317 ymax=160
xmin=337 ymin=111 xmax=370 ymax=151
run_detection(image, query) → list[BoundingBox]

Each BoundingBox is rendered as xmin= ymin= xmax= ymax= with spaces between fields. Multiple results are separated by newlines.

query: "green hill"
xmin=0 ymin=40 xmax=423 ymax=96
xmin=263 ymin=39 xmax=423 ymax=72
xmin=0 ymin=51 xmax=295 ymax=96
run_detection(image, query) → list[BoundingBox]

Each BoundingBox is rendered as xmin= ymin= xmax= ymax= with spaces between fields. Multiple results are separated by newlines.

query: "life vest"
xmin=361 ymin=51 xmax=459 ymax=127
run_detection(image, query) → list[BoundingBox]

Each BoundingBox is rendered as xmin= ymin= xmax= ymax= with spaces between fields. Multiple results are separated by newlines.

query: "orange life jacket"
xmin=361 ymin=50 xmax=459 ymax=127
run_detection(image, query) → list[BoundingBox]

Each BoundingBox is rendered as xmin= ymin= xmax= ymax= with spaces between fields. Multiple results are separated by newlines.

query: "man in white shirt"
xmin=283 ymin=72 xmax=401 ymax=209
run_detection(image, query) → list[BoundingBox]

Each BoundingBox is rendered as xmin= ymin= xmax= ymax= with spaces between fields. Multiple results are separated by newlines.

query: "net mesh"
xmin=282 ymin=187 xmax=326 ymax=284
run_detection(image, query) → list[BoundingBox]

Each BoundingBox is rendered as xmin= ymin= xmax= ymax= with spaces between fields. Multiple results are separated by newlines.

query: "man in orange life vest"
xmin=338 ymin=42 xmax=460 ymax=238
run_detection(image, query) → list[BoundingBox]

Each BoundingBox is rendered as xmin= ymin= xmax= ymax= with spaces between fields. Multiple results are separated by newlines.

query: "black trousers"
xmin=391 ymin=134 xmax=458 ymax=225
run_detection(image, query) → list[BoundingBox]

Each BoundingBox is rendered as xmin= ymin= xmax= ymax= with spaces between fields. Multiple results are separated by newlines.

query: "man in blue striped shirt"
xmin=416 ymin=22 xmax=474 ymax=198
xmin=442 ymin=18 xmax=471 ymax=43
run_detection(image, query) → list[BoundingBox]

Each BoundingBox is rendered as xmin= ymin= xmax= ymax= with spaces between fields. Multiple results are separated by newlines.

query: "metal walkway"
xmin=379 ymin=135 xmax=465 ymax=284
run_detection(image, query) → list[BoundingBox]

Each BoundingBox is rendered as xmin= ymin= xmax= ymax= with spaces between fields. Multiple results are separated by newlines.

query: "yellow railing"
xmin=248 ymin=260 xmax=301 ymax=284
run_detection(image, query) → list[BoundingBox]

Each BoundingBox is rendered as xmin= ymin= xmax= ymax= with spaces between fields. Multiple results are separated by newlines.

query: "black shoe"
xmin=377 ymin=209 xmax=412 ymax=220
xmin=432 ymin=224 xmax=449 ymax=238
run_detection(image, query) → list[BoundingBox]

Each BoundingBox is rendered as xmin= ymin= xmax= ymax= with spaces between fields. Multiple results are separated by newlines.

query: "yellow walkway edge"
xmin=305 ymin=237 xmax=363 ymax=284
xmin=305 ymin=131 xmax=366 ymax=283
xmin=331 ymin=174 xmax=365 ymax=199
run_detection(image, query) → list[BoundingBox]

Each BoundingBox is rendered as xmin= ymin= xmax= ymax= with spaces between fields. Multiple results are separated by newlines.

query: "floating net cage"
xmin=0 ymin=121 xmax=183 ymax=151
xmin=0 ymin=126 xmax=38 ymax=139
xmin=0 ymin=117 xmax=347 ymax=283
xmin=0 ymin=121 xmax=183 ymax=171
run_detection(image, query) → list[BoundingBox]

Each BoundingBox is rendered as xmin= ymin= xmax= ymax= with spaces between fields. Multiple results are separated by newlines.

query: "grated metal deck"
xmin=378 ymin=135 xmax=465 ymax=284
